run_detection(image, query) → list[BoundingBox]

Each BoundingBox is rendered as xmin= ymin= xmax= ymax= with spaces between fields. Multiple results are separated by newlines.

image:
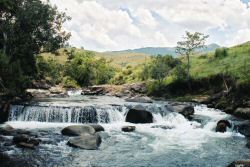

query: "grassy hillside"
xmin=189 ymin=41 xmax=250 ymax=83
xmin=40 ymin=48 xmax=150 ymax=67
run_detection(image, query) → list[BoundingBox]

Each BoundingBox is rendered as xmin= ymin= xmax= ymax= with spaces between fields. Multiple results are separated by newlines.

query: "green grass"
xmin=188 ymin=41 xmax=250 ymax=83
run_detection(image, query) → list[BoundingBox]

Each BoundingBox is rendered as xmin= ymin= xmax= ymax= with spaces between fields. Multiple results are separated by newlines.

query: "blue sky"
xmin=50 ymin=0 xmax=250 ymax=51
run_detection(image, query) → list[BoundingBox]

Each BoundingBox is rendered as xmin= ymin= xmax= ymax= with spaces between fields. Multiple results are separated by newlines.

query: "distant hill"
xmin=107 ymin=43 xmax=220 ymax=57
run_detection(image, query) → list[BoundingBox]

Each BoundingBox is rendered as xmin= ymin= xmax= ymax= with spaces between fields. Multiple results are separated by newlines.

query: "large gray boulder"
xmin=61 ymin=125 xmax=95 ymax=136
xmin=125 ymin=106 xmax=153 ymax=124
xmin=67 ymin=133 xmax=102 ymax=150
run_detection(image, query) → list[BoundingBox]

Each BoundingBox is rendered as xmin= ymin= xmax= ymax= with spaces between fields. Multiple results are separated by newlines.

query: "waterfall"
xmin=9 ymin=105 xmax=128 ymax=123
xmin=8 ymin=102 xmax=174 ymax=124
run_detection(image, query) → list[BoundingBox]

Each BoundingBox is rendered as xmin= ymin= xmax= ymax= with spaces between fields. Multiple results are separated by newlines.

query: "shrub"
xmin=214 ymin=47 xmax=228 ymax=58
xmin=62 ymin=76 xmax=79 ymax=88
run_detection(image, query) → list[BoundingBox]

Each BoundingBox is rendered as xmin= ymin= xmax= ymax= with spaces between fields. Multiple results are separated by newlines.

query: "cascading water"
xmin=3 ymin=95 xmax=250 ymax=167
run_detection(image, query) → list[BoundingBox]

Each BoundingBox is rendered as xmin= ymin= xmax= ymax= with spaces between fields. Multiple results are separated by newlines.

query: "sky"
xmin=49 ymin=0 xmax=250 ymax=51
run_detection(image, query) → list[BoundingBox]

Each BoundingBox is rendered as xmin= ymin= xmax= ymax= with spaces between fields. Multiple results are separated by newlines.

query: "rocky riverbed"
xmin=0 ymin=95 xmax=250 ymax=167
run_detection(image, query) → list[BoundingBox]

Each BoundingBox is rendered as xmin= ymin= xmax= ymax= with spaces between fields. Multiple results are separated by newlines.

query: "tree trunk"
xmin=187 ymin=53 xmax=190 ymax=80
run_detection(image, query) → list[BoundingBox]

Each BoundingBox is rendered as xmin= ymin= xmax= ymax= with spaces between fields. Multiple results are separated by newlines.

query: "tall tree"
xmin=176 ymin=31 xmax=209 ymax=80
xmin=0 ymin=0 xmax=71 ymax=76
xmin=0 ymin=0 xmax=70 ymax=94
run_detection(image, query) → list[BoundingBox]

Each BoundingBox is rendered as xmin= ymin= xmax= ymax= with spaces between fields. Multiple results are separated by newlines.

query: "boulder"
xmin=67 ymin=133 xmax=102 ymax=150
xmin=234 ymin=108 xmax=250 ymax=119
xmin=125 ymin=107 xmax=153 ymax=124
xmin=121 ymin=126 xmax=136 ymax=132
xmin=228 ymin=160 xmax=250 ymax=167
xmin=171 ymin=104 xmax=194 ymax=119
xmin=215 ymin=120 xmax=232 ymax=133
xmin=61 ymin=125 xmax=95 ymax=136
xmin=125 ymin=96 xmax=153 ymax=103
xmin=89 ymin=124 xmax=105 ymax=132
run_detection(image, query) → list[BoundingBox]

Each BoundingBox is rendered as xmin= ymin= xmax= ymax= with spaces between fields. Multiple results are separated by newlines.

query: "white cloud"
xmin=49 ymin=0 xmax=250 ymax=51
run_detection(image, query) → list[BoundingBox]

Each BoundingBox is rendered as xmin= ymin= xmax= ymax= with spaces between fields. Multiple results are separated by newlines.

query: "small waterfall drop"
xmin=9 ymin=104 xmax=128 ymax=123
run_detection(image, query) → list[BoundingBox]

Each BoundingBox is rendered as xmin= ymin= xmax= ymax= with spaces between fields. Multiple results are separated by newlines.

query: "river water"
xmin=2 ymin=94 xmax=250 ymax=167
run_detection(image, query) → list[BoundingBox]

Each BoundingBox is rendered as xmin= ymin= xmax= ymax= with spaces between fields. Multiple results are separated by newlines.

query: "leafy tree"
xmin=0 ymin=0 xmax=70 ymax=94
xmin=140 ymin=55 xmax=180 ymax=83
xmin=36 ymin=56 xmax=63 ymax=85
xmin=176 ymin=31 xmax=209 ymax=80
xmin=65 ymin=51 xmax=115 ymax=86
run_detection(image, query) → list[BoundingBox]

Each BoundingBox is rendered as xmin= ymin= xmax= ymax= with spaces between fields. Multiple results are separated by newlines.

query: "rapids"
xmin=2 ymin=95 xmax=250 ymax=167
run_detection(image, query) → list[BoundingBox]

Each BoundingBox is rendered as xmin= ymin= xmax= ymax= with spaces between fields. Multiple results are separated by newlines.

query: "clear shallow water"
xmin=2 ymin=95 xmax=250 ymax=167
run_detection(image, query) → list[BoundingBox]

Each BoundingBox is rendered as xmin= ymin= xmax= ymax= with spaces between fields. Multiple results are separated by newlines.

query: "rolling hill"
xmin=107 ymin=43 xmax=220 ymax=57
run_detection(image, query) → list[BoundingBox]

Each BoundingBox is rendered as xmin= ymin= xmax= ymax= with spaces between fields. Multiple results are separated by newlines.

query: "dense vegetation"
xmin=0 ymin=0 xmax=70 ymax=95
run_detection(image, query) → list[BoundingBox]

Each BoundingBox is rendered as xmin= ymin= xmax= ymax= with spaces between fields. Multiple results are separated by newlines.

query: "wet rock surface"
xmin=67 ymin=133 xmax=102 ymax=150
xmin=170 ymin=103 xmax=195 ymax=119
xmin=61 ymin=125 xmax=95 ymax=136
xmin=215 ymin=120 xmax=232 ymax=133
xmin=125 ymin=106 xmax=153 ymax=124
xmin=121 ymin=126 xmax=136 ymax=132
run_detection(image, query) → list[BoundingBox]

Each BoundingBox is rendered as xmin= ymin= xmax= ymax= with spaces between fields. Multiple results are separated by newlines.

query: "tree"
xmin=140 ymin=55 xmax=180 ymax=84
xmin=176 ymin=31 xmax=209 ymax=80
xmin=0 ymin=0 xmax=70 ymax=94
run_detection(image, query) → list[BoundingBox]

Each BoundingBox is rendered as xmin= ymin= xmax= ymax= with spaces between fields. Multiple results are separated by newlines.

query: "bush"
xmin=65 ymin=51 xmax=116 ymax=86
xmin=62 ymin=76 xmax=79 ymax=88
xmin=36 ymin=56 xmax=63 ymax=85
xmin=215 ymin=47 xmax=228 ymax=58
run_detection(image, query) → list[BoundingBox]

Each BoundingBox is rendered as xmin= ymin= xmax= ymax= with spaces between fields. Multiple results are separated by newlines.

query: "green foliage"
xmin=62 ymin=76 xmax=79 ymax=88
xmin=140 ymin=55 xmax=180 ymax=83
xmin=65 ymin=51 xmax=115 ymax=86
xmin=0 ymin=52 xmax=29 ymax=95
xmin=36 ymin=56 xmax=63 ymax=85
xmin=214 ymin=47 xmax=228 ymax=58
xmin=176 ymin=31 xmax=209 ymax=79
xmin=0 ymin=0 xmax=70 ymax=94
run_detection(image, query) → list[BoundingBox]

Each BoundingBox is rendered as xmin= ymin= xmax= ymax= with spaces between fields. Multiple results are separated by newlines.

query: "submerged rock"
xmin=228 ymin=159 xmax=250 ymax=167
xmin=67 ymin=133 xmax=102 ymax=150
xmin=215 ymin=120 xmax=231 ymax=133
xmin=125 ymin=107 xmax=153 ymax=124
xmin=62 ymin=125 xmax=95 ymax=136
xmin=121 ymin=126 xmax=136 ymax=132
xmin=125 ymin=96 xmax=153 ymax=103
xmin=13 ymin=134 xmax=40 ymax=149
